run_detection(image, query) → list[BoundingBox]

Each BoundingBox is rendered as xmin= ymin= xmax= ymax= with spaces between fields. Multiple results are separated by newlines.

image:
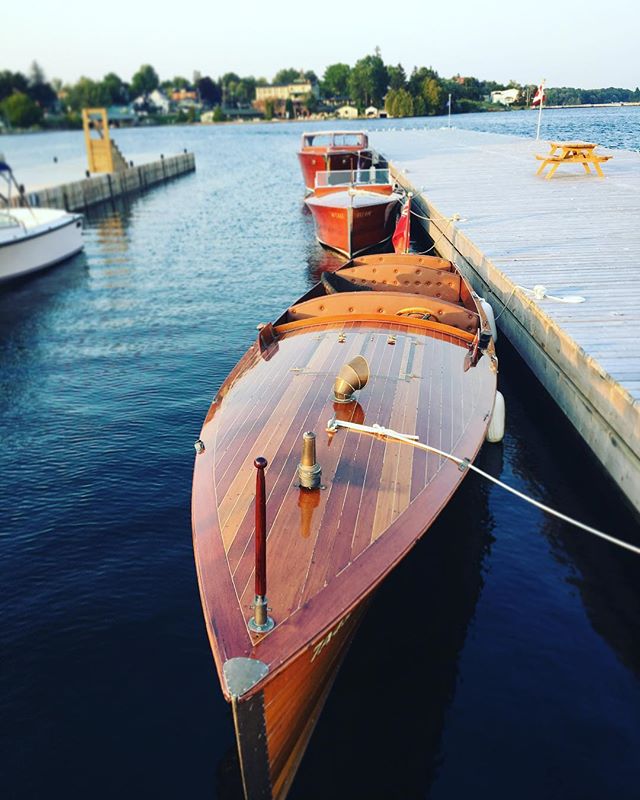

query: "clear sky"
xmin=5 ymin=0 xmax=639 ymax=89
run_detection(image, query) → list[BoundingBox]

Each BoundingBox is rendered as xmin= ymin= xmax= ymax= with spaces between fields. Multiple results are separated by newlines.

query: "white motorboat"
xmin=1 ymin=156 xmax=84 ymax=283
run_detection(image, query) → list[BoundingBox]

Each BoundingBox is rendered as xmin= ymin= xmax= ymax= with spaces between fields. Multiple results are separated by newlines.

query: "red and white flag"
xmin=392 ymin=196 xmax=411 ymax=254
xmin=531 ymin=82 xmax=545 ymax=107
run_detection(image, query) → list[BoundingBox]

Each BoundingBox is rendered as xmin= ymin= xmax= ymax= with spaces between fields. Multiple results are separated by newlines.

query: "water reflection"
xmin=290 ymin=444 xmax=495 ymax=799
xmin=95 ymin=212 xmax=128 ymax=258
xmin=497 ymin=341 xmax=640 ymax=674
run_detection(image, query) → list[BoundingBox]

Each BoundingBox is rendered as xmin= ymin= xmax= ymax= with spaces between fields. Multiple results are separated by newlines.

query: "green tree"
xmin=171 ymin=76 xmax=191 ymax=90
xmin=220 ymin=72 xmax=239 ymax=105
xmin=131 ymin=64 xmax=159 ymax=97
xmin=285 ymin=98 xmax=294 ymax=118
xmin=273 ymin=68 xmax=300 ymax=85
xmin=235 ymin=77 xmax=256 ymax=104
xmin=413 ymin=96 xmax=426 ymax=116
xmin=65 ymin=77 xmax=108 ymax=111
xmin=264 ymin=99 xmax=275 ymax=120
xmin=385 ymin=88 xmax=414 ymax=117
xmin=220 ymin=72 xmax=240 ymax=87
xmin=445 ymin=75 xmax=483 ymax=102
xmin=28 ymin=61 xmax=57 ymax=108
xmin=101 ymin=72 xmax=128 ymax=105
xmin=0 ymin=70 xmax=28 ymax=102
xmin=0 ymin=92 xmax=43 ymax=127
xmin=422 ymin=77 xmax=443 ymax=114
xmin=348 ymin=53 xmax=388 ymax=108
xmin=387 ymin=64 xmax=407 ymax=91
xmin=408 ymin=66 xmax=438 ymax=97
xmin=322 ymin=63 xmax=351 ymax=98
xmin=385 ymin=88 xmax=397 ymax=116
xmin=28 ymin=61 xmax=46 ymax=86
xmin=197 ymin=76 xmax=221 ymax=106
xmin=212 ymin=106 xmax=226 ymax=122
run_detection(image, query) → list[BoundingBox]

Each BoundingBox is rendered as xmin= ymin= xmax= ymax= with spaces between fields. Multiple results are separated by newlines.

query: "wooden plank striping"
xmin=299 ymin=331 xmax=403 ymax=603
xmin=228 ymin=327 xmax=365 ymax=587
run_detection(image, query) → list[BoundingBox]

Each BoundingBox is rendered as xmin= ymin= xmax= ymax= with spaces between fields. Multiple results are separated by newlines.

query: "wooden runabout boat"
xmin=192 ymin=253 xmax=499 ymax=799
xmin=305 ymin=168 xmax=402 ymax=259
xmin=297 ymin=131 xmax=372 ymax=193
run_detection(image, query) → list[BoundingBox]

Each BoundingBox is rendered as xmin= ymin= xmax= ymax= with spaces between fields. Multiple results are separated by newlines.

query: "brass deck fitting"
xmin=333 ymin=355 xmax=370 ymax=403
xmin=297 ymin=431 xmax=322 ymax=489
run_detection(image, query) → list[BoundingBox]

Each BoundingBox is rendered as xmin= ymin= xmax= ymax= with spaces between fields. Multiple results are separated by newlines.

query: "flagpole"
xmin=535 ymin=79 xmax=545 ymax=140
xmin=448 ymin=93 xmax=451 ymax=128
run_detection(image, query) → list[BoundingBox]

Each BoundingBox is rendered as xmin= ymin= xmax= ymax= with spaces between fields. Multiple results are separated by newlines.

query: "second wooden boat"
xmin=192 ymin=252 xmax=500 ymax=799
xmin=297 ymin=130 xmax=372 ymax=193
xmin=305 ymin=168 xmax=402 ymax=258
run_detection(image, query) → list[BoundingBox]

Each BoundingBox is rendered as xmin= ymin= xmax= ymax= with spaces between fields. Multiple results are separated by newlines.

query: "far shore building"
xmin=254 ymin=78 xmax=319 ymax=118
xmin=171 ymin=89 xmax=198 ymax=103
xmin=201 ymin=106 xmax=263 ymax=123
xmin=106 ymin=105 xmax=137 ymax=126
xmin=133 ymin=89 xmax=171 ymax=114
xmin=365 ymin=105 xmax=387 ymax=118
xmin=490 ymin=88 xmax=520 ymax=106
xmin=336 ymin=104 xmax=359 ymax=119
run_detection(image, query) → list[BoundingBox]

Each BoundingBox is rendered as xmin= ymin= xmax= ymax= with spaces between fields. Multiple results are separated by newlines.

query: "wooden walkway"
xmin=10 ymin=152 xmax=195 ymax=212
xmin=374 ymin=128 xmax=640 ymax=515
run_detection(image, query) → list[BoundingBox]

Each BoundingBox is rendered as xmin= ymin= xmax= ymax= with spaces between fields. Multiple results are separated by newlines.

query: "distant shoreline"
xmin=1 ymin=101 xmax=638 ymax=137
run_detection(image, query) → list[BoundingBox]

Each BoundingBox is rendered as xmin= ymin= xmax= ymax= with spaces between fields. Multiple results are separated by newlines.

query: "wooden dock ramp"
xmin=375 ymin=128 xmax=640 ymax=515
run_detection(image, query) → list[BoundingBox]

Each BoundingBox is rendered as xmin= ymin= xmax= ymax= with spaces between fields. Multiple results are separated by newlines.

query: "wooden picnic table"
xmin=535 ymin=141 xmax=612 ymax=179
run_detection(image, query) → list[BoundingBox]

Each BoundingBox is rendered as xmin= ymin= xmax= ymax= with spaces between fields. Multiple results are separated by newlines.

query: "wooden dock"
xmin=374 ymin=128 xmax=640 ymax=515
xmin=9 ymin=151 xmax=195 ymax=213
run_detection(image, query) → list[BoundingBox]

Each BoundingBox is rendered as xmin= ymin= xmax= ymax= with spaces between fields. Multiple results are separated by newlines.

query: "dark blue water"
xmin=1 ymin=109 xmax=639 ymax=799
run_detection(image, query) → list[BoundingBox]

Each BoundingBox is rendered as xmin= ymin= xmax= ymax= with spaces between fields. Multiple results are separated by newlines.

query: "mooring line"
xmin=326 ymin=418 xmax=640 ymax=556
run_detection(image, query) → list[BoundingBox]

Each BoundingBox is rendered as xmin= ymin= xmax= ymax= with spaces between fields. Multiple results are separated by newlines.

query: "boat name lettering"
xmin=311 ymin=614 xmax=351 ymax=661
xmin=330 ymin=212 xmax=346 ymax=219
xmin=355 ymin=210 xmax=373 ymax=218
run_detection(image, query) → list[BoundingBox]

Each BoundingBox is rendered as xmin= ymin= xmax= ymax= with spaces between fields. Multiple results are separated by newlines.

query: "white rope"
xmin=517 ymin=284 xmax=586 ymax=304
xmin=493 ymin=285 xmax=517 ymax=321
xmin=326 ymin=418 xmax=640 ymax=556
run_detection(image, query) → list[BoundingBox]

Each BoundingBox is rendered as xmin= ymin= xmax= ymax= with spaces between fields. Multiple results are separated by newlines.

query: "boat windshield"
xmin=302 ymin=132 xmax=368 ymax=149
xmin=315 ymin=168 xmax=391 ymax=188
xmin=0 ymin=211 xmax=22 ymax=229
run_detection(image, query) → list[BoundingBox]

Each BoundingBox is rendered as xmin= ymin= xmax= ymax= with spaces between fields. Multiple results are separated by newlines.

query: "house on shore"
xmin=365 ymin=105 xmax=387 ymax=118
xmin=254 ymin=77 xmax=319 ymax=117
xmin=336 ymin=104 xmax=359 ymax=119
xmin=490 ymin=88 xmax=520 ymax=106
xmin=133 ymin=89 xmax=171 ymax=114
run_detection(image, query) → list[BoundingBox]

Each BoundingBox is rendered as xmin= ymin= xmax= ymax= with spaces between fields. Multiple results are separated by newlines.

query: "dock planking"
xmin=374 ymin=128 xmax=640 ymax=514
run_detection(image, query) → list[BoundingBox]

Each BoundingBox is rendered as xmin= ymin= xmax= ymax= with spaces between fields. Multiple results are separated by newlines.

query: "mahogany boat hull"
xmin=305 ymin=188 xmax=400 ymax=258
xmin=192 ymin=254 xmax=498 ymax=799
xmin=228 ymin=602 xmax=368 ymax=799
xmin=298 ymin=150 xmax=371 ymax=194
xmin=297 ymin=131 xmax=372 ymax=192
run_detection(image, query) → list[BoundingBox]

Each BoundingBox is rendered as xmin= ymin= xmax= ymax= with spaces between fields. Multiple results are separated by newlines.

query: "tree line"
xmin=1 ymin=56 xmax=639 ymax=130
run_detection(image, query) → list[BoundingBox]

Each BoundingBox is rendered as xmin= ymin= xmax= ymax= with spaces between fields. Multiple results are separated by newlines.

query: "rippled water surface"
xmin=1 ymin=109 xmax=639 ymax=799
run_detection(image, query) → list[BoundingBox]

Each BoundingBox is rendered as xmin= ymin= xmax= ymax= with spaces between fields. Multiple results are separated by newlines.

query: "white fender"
xmin=486 ymin=391 xmax=505 ymax=443
xmin=480 ymin=298 xmax=498 ymax=342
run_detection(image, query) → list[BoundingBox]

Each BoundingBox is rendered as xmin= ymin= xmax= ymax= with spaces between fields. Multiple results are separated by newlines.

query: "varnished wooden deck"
xmin=373 ymin=127 xmax=640 ymax=513
xmin=193 ymin=317 xmax=495 ymax=686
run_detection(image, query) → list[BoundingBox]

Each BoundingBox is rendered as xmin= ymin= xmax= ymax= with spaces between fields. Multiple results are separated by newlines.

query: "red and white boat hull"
xmin=305 ymin=187 xmax=400 ymax=258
